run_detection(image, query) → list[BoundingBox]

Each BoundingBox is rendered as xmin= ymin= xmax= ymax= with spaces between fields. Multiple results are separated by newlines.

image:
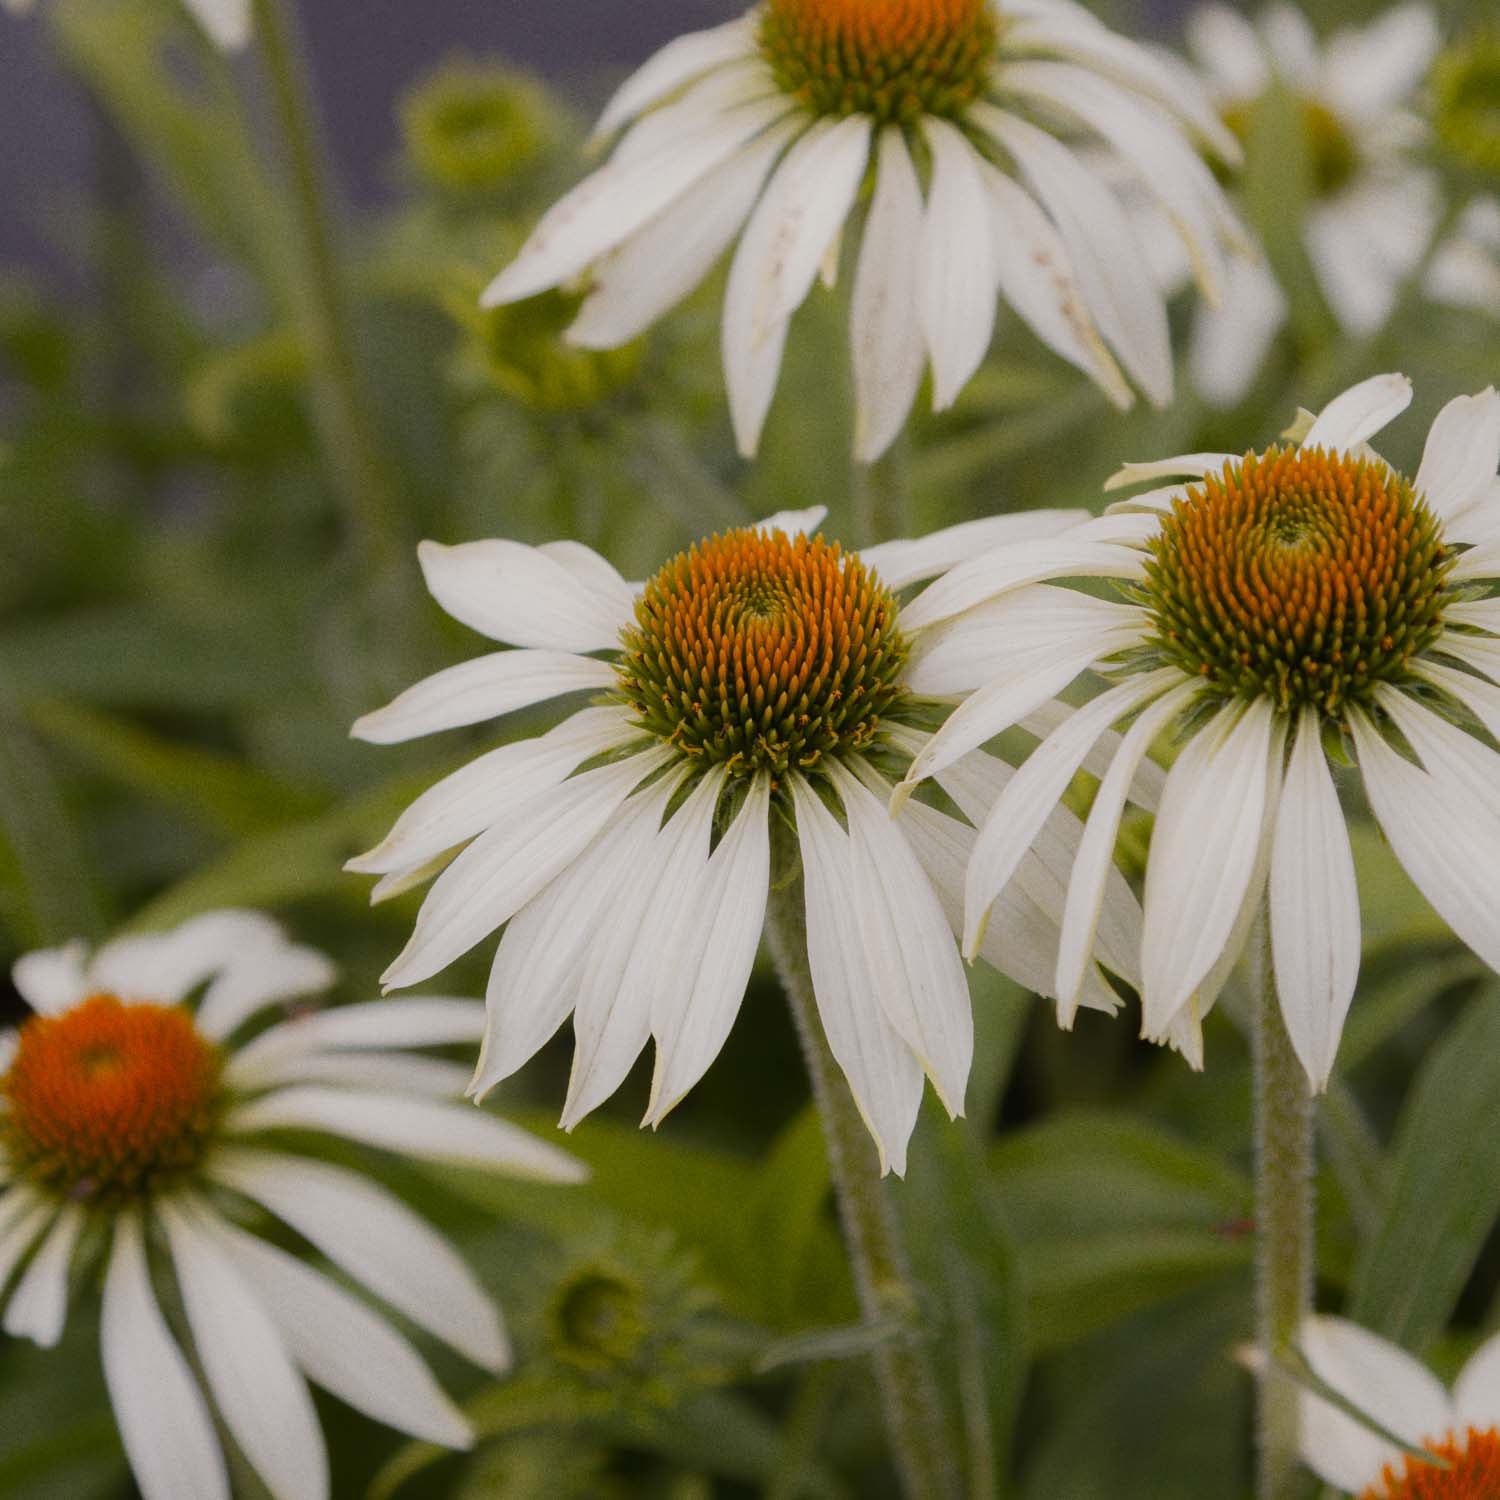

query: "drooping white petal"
xmin=790 ymin=777 xmax=924 ymax=1177
xmin=1298 ymin=1316 xmax=1454 ymax=1493
xmin=862 ymin=510 xmax=1088 ymax=591
xmin=184 ymin=0 xmax=250 ymax=51
xmin=1452 ymin=539 xmax=1500 ymax=583
xmin=209 ymin=1150 xmax=508 ymax=1372
xmin=194 ymin=943 xmax=336 ymax=1043
xmin=851 ymin=128 xmax=927 ymax=463
xmin=1189 ymin=255 xmax=1288 ymax=408
xmin=1270 ymin=708 xmax=1361 ymax=1092
xmin=921 ymin=119 xmax=999 ymax=413
xmin=755 ymin=505 xmax=828 ymax=538
xmin=1322 ymin=4 xmax=1440 ymax=121
xmin=1375 ymin=684 xmax=1500 ymax=823
xmin=212 ymin=1217 xmax=472 ymax=1450
xmin=381 ymin=747 xmax=673 ymax=990
xmin=1141 ymin=701 xmax=1280 ymax=1041
xmin=159 ymin=1200 xmax=327 ymax=1500
xmin=1413 ymin=388 xmax=1500 ymax=527
xmin=11 ymin=939 xmax=88 ymax=1015
xmin=1455 ymin=1329 xmax=1500 ymax=1430
xmin=2 ymin=1202 xmax=83 ymax=1348
xmin=1418 ymin=660 xmax=1500 ymax=747
xmin=1103 ymin=453 xmax=1235 ymax=491
xmin=88 ymin=910 xmax=286 ymax=1005
xmin=722 ymin=115 xmax=873 ymax=456
xmin=0 ymin=1188 xmax=52 ymax=1289
xmin=1302 ymin=373 xmax=1413 ymax=453
xmin=231 ymin=1050 xmax=472 ymax=1098
xmin=416 ymin=539 xmax=635 ymax=654
xmin=1018 ymin=697 xmax=1167 ymax=812
xmin=1186 ymin=5 xmax=1269 ymax=97
xmin=100 ymin=1215 xmax=229 ymax=1500
xmin=592 ymin=17 xmax=757 ymax=139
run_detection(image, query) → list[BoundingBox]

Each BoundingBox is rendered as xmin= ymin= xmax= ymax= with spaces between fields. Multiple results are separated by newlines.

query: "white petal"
xmin=88 ymin=910 xmax=286 ymax=1005
xmin=0 ymin=1187 xmax=52 ymax=1288
xmin=351 ymin=651 xmax=616 ymax=746
xmin=1186 ymin=5 xmax=1268 ymax=97
xmin=1056 ymin=681 xmax=1195 ymax=1020
xmin=921 ymin=119 xmax=999 ymax=412
xmin=2 ymin=1202 xmax=83 ymax=1348
xmin=348 ymin=706 xmax=636 ymax=878
xmin=568 ymin=121 xmax=796 ymax=350
xmin=1260 ymin=3 xmax=1320 ymax=86
xmin=1270 ymin=709 xmax=1361 ymax=1092
xmin=1418 ymin=660 xmax=1500 ymax=747
xmin=209 ymin=1150 xmax=508 ymax=1371
xmin=1322 ymin=5 xmax=1440 ymax=120
xmin=228 ymin=1087 xmax=585 ymax=1182
xmin=416 ymin=538 xmax=634 ymax=653
xmin=184 ymin=0 xmax=250 ymax=51
xmin=1141 ymin=702 xmax=1280 ymax=1040
xmin=1018 ymin=697 xmax=1167 ymax=812
xmin=755 ymin=505 xmax=828 ymax=538
xmin=231 ymin=1050 xmax=473 ymax=1097
xmin=1190 ymin=254 xmax=1289 ymax=408
xmin=1453 ymin=539 xmax=1500 ymax=583
xmin=381 ymin=747 xmax=673 ymax=990
xmin=722 ymin=115 xmax=872 ymax=456
xmin=976 ymin=106 xmax=1171 ymax=404
xmin=1413 ymin=388 xmax=1500 ymax=527
xmin=484 ymin=95 xmax=791 ymax=306
xmin=1103 ymin=452 xmax=1234 ymax=491
xmin=159 ymin=1200 xmax=328 ymax=1500
xmin=592 ymin=17 xmax=757 ymax=138
xmin=851 ymin=128 xmax=927 ymax=463
xmin=11 ymin=939 xmax=88 ymax=1015
xmin=100 ymin=1215 xmax=229 ymax=1500
xmin=212 ymin=1217 xmax=472 ymax=1450
xmin=1455 ymin=1329 xmax=1500 ymax=1430
xmin=194 ymin=943 xmax=335 ymax=1043
xmin=790 ymin=777 xmax=924 ymax=1176
xmin=864 ymin=510 xmax=1089 ymax=591
xmin=1375 ymin=684 xmax=1500 ymax=822
xmin=1298 ymin=1316 xmax=1454 ymax=1492
xmin=1302 ymin=373 xmax=1413 ymax=453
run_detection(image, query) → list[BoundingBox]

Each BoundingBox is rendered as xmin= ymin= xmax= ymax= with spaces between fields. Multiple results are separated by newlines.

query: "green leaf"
xmin=1349 ymin=987 xmax=1500 ymax=1349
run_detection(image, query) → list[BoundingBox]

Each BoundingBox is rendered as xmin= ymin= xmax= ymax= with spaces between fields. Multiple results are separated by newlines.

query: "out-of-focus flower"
xmin=1296 ymin=1315 xmax=1500 ymax=1497
xmin=1428 ymin=199 xmax=1500 ymax=313
xmin=349 ymin=507 xmax=1149 ymax=1174
xmin=894 ymin=374 xmax=1500 ymax=1085
xmin=480 ymin=0 xmax=1247 ymax=461
xmin=2 ymin=0 xmax=251 ymax=51
xmin=0 ymin=910 xmax=586 ymax=1500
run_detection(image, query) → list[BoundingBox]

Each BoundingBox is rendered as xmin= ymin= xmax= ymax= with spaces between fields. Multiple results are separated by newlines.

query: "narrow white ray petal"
xmin=0 ymin=1188 xmax=52 ymax=1289
xmin=227 ymin=1088 xmax=586 ymax=1183
xmin=1141 ymin=701 xmax=1279 ymax=1039
xmin=1189 ymin=255 xmax=1288 ymax=408
xmin=1455 ymin=1330 xmax=1500 ymax=1429
xmin=980 ymin=165 xmax=1133 ymax=407
xmin=1417 ymin=660 xmax=1500 ymax=746
xmin=194 ymin=944 xmax=336 ymax=1043
xmin=1302 ymin=373 xmax=1413 ymax=453
xmin=484 ymin=95 xmax=790 ymax=306
xmin=1452 ymin=539 xmax=1500 ymax=583
xmin=1375 ymin=684 xmax=1500 ymax=822
xmin=863 ymin=511 xmax=1088 ymax=591
xmin=604 ymin=66 xmax=774 ymax=176
xmin=921 ymin=119 xmax=999 ymax=412
xmin=101 ymin=1215 xmax=229 ymax=1500
xmin=185 ymin=0 xmax=250 ymax=51
xmin=964 ymin=672 xmax=1174 ymax=957
xmin=790 ymin=777 xmax=924 ymax=1177
xmin=851 ymin=128 xmax=927 ymax=463
xmin=1103 ymin=453 xmax=1235 ymax=491
xmin=1298 ymin=1317 xmax=1454 ymax=1492
xmin=569 ymin=121 xmax=796 ymax=350
xmin=347 ymin=707 xmax=636 ymax=878
xmin=416 ymin=539 xmax=634 ymax=653
xmin=1413 ymin=388 xmax=1500 ymax=526
xmin=1018 ymin=697 xmax=1167 ymax=812
xmin=646 ymin=776 xmax=771 ymax=1125
xmin=1056 ymin=681 xmax=1195 ymax=1021
xmin=231 ymin=1050 xmax=473 ymax=1097
xmin=723 ymin=116 xmax=873 ymax=456
xmin=209 ymin=1150 xmax=507 ymax=1371
xmin=1444 ymin=599 xmax=1500 ymax=634
xmin=11 ymin=939 xmax=88 ymax=1015
xmin=976 ymin=106 xmax=1172 ymax=405
xmin=89 ymin=911 xmax=285 ymax=1004
xmin=755 ymin=505 xmax=828 ymax=538
xmin=1270 ymin=709 xmax=1361 ymax=1092
xmin=372 ymin=856 xmax=456 ymax=905
xmin=2 ymin=1202 xmax=83 ymax=1348
xmin=1322 ymin=4 xmax=1440 ymax=120
xmin=1349 ymin=711 xmax=1500 ymax=973
xmin=1186 ymin=5 xmax=1268 ymax=96
xmin=592 ymin=17 xmax=757 ymax=138
xmin=833 ymin=764 xmax=973 ymax=1117
xmin=351 ymin=652 xmax=616 ymax=746
xmin=381 ymin=747 xmax=673 ymax=990
xmin=159 ymin=1200 xmax=327 ymax=1500
xmin=212 ymin=1217 xmax=473 ymax=1450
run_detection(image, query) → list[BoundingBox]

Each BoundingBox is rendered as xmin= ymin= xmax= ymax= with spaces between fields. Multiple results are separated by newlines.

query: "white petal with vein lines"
xmin=1302 ymin=373 xmax=1412 ymax=453
xmin=1413 ymin=387 xmax=1500 ymax=526
xmin=2 ymin=1202 xmax=82 ymax=1348
xmin=592 ymin=17 xmax=756 ymax=139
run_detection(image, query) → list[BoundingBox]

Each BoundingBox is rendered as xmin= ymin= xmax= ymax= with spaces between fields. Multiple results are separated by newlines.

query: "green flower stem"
xmin=1252 ymin=907 xmax=1315 ymax=1500
xmin=766 ymin=863 xmax=960 ymax=1500
xmin=249 ymin=0 xmax=405 ymax=571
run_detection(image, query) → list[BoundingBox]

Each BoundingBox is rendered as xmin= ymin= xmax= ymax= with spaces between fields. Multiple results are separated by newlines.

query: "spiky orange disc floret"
xmin=1362 ymin=1426 xmax=1500 ymax=1499
xmin=617 ymin=528 xmax=909 ymax=780
xmin=758 ymin=0 xmax=998 ymax=125
xmin=1137 ymin=447 xmax=1454 ymax=717
xmin=2 ymin=996 xmax=222 ymax=1200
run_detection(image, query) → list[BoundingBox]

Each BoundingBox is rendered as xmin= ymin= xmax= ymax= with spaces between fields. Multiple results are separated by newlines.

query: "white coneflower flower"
xmin=348 ymin=508 xmax=1148 ymax=1174
xmin=1296 ymin=1316 xmax=1500 ymax=1498
xmin=1 ymin=0 xmax=250 ymax=50
xmin=0 ymin=909 xmax=585 ymax=1500
xmin=892 ymin=373 xmax=1500 ymax=1085
xmin=1160 ymin=4 xmax=1447 ymax=405
xmin=479 ymin=0 xmax=1247 ymax=461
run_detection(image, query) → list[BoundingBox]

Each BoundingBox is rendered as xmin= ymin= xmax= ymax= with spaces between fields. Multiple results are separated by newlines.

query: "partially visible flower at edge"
xmin=2 ymin=0 xmax=251 ymax=51
xmin=893 ymin=372 xmax=1500 ymax=1087
xmin=0 ymin=909 xmax=586 ymax=1500
xmin=347 ymin=505 xmax=1155 ymax=1175
xmin=480 ymin=0 xmax=1249 ymax=461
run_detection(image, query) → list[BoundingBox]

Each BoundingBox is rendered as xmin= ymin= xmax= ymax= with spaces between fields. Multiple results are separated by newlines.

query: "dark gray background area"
xmin=0 ymin=0 xmax=1185 ymax=269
